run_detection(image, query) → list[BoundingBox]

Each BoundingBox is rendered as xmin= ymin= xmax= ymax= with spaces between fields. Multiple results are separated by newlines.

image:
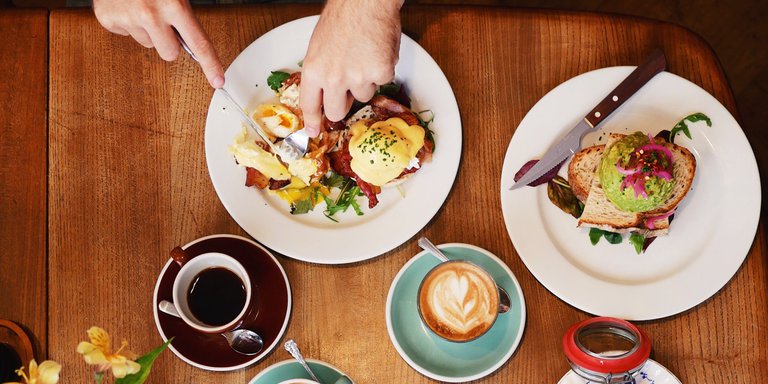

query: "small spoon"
xmin=158 ymin=300 xmax=264 ymax=355
xmin=284 ymin=339 xmax=322 ymax=383
xmin=417 ymin=237 xmax=512 ymax=313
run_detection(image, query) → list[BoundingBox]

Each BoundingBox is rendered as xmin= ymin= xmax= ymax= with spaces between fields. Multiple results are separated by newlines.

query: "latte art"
xmin=418 ymin=261 xmax=499 ymax=342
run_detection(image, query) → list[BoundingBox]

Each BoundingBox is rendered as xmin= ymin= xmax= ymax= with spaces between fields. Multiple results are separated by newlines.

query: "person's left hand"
xmin=299 ymin=0 xmax=404 ymax=137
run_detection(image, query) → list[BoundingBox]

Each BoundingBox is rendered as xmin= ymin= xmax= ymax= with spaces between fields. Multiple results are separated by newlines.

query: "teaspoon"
xmin=158 ymin=300 xmax=264 ymax=355
xmin=417 ymin=237 xmax=512 ymax=313
xmin=284 ymin=339 xmax=322 ymax=383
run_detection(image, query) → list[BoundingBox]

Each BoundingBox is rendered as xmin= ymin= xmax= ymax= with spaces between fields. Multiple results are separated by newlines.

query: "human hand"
xmin=93 ymin=0 xmax=224 ymax=88
xmin=299 ymin=0 xmax=404 ymax=137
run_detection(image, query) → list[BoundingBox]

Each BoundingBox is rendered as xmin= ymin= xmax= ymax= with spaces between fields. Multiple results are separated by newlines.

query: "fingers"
xmin=350 ymin=83 xmax=377 ymax=103
xmin=127 ymin=27 xmax=154 ymax=48
xmin=299 ymin=79 xmax=323 ymax=137
xmin=174 ymin=11 xmax=224 ymax=88
xmin=322 ymin=86 xmax=353 ymax=123
xmin=93 ymin=0 xmax=221 ymax=88
xmin=145 ymin=24 xmax=180 ymax=62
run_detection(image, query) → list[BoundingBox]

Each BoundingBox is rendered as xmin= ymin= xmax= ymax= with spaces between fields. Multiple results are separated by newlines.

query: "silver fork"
xmin=174 ymin=30 xmax=309 ymax=161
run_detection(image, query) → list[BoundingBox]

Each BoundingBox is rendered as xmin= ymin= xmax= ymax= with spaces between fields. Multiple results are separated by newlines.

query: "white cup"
xmin=171 ymin=250 xmax=252 ymax=333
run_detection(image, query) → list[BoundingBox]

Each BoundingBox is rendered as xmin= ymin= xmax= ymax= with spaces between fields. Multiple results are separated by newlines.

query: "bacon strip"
xmin=328 ymin=140 xmax=381 ymax=208
xmin=369 ymin=95 xmax=420 ymax=126
xmin=245 ymin=167 xmax=269 ymax=189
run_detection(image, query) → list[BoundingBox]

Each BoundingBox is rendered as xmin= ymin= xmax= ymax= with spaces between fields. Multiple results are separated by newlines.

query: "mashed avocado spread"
xmin=598 ymin=132 xmax=675 ymax=212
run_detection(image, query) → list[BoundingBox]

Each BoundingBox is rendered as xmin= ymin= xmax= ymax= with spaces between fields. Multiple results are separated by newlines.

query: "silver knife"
xmin=509 ymin=49 xmax=667 ymax=190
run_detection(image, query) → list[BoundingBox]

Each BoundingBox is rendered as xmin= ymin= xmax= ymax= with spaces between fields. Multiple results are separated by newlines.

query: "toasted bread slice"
xmin=574 ymin=133 xmax=696 ymax=236
xmin=568 ymin=144 xmax=604 ymax=203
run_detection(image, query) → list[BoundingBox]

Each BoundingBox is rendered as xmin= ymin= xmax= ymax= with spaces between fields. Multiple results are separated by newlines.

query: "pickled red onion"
xmin=645 ymin=209 xmax=676 ymax=229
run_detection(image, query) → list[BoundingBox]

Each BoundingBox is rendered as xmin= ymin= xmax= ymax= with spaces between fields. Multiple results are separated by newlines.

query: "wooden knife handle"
xmin=585 ymin=49 xmax=667 ymax=127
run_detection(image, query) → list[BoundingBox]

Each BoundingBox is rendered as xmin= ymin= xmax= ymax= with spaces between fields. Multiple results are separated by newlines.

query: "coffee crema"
xmin=418 ymin=261 xmax=499 ymax=342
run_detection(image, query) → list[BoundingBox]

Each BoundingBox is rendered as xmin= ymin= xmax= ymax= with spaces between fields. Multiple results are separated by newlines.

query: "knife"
xmin=509 ymin=49 xmax=667 ymax=190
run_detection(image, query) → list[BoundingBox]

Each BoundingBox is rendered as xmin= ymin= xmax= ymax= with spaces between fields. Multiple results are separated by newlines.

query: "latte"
xmin=418 ymin=260 xmax=499 ymax=342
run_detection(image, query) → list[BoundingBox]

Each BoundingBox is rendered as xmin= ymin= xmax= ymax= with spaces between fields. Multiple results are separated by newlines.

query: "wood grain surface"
xmin=44 ymin=5 xmax=767 ymax=383
xmin=0 ymin=9 xmax=48 ymax=361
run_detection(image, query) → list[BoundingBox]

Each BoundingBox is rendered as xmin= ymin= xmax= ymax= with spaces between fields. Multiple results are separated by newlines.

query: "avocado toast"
xmin=568 ymin=132 xmax=696 ymax=237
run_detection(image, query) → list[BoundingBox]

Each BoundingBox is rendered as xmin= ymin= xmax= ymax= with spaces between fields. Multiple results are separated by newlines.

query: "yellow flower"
xmin=7 ymin=359 xmax=61 ymax=384
xmin=76 ymin=326 xmax=140 ymax=378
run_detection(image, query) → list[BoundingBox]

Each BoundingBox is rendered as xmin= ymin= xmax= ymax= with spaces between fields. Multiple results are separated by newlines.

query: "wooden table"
xmin=2 ymin=4 xmax=765 ymax=382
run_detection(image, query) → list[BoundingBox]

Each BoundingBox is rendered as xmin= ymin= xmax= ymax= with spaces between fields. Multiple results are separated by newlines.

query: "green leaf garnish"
xmin=291 ymin=196 xmax=314 ymax=215
xmin=321 ymin=171 xmax=347 ymax=189
xmin=322 ymin=179 xmax=365 ymax=221
xmin=589 ymin=228 xmax=603 ymax=245
xmin=376 ymin=82 xmax=401 ymax=99
xmin=629 ymin=233 xmax=645 ymax=254
xmin=603 ymin=231 xmax=623 ymax=244
xmin=589 ymin=228 xmax=623 ymax=245
xmin=115 ymin=338 xmax=173 ymax=384
xmin=267 ymin=71 xmax=290 ymax=92
xmin=547 ymin=176 xmax=583 ymax=219
xmin=670 ymin=112 xmax=711 ymax=142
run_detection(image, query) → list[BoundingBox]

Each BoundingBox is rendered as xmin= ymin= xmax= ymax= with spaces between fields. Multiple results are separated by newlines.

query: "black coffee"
xmin=0 ymin=343 xmax=22 ymax=382
xmin=187 ymin=267 xmax=246 ymax=326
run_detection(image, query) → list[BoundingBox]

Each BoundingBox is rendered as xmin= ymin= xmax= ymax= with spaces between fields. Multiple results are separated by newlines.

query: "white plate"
xmin=205 ymin=16 xmax=462 ymax=264
xmin=558 ymin=359 xmax=681 ymax=384
xmin=500 ymin=67 xmax=760 ymax=320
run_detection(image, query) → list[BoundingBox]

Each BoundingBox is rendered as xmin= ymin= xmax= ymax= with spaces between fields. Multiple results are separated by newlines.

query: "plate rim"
xmin=500 ymin=66 xmax=761 ymax=320
xmin=204 ymin=15 xmax=462 ymax=264
xmin=248 ymin=358 xmax=350 ymax=384
xmin=152 ymin=233 xmax=292 ymax=371
xmin=385 ymin=242 xmax=527 ymax=382
xmin=557 ymin=358 xmax=682 ymax=384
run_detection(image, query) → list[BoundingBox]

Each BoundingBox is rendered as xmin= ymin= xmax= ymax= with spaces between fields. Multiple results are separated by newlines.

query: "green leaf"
xmin=669 ymin=112 xmax=711 ymax=142
xmin=589 ymin=228 xmax=603 ymax=245
xmin=94 ymin=371 xmax=104 ymax=384
xmin=629 ymin=233 xmax=645 ymax=254
xmin=547 ymin=176 xmax=583 ymax=218
xmin=290 ymin=197 xmax=314 ymax=215
xmin=297 ymin=59 xmax=304 ymax=68
xmin=321 ymin=172 xmax=347 ymax=189
xmin=115 ymin=338 xmax=173 ymax=384
xmin=603 ymin=231 xmax=623 ymax=244
xmin=267 ymin=71 xmax=290 ymax=92
xmin=375 ymin=82 xmax=401 ymax=99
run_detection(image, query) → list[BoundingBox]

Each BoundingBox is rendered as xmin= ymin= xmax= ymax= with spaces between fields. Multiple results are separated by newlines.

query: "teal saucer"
xmin=386 ymin=243 xmax=526 ymax=382
xmin=248 ymin=359 xmax=352 ymax=384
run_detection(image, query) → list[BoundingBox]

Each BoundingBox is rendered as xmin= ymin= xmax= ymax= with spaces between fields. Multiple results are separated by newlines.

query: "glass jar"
xmin=563 ymin=317 xmax=651 ymax=384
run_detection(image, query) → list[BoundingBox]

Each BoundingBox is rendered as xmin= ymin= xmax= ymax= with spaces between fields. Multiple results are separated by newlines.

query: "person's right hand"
xmin=93 ymin=0 xmax=224 ymax=88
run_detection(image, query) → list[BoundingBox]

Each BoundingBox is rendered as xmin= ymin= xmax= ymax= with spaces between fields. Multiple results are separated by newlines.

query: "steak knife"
xmin=509 ymin=49 xmax=667 ymax=190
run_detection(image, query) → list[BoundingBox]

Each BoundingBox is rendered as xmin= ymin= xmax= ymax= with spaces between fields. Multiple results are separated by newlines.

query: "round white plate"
xmin=205 ymin=15 xmax=462 ymax=264
xmin=558 ymin=359 xmax=682 ymax=384
xmin=500 ymin=67 xmax=760 ymax=320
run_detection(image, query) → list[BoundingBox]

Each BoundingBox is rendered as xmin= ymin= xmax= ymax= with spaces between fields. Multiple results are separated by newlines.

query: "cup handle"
xmin=170 ymin=246 xmax=189 ymax=267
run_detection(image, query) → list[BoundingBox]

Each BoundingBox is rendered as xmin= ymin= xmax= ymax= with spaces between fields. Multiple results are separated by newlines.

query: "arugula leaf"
xmin=589 ymin=228 xmax=603 ymax=245
xmin=267 ymin=71 xmax=290 ymax=92
xmin=629 ymin=233 xmax=645 ymax=254
xmin=416 ymin=110 xmax=436 ymax=151
xmin=669 ymin=112 xmax=711 ymax=142
xmin=323 ymin=179 xmax=364 ymax=221
xmin=115 ymin=338 xmax=173 ymax=384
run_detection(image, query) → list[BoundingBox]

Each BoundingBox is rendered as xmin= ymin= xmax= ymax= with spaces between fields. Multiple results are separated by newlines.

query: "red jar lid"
xmin=563 ymin=317 xmax=651 ymax=375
